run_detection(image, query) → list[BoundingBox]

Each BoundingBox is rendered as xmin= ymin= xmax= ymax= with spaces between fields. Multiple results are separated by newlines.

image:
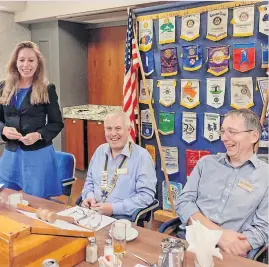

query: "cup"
xmin=8 ymin=193 xmax=22 ymax=207
xmin=111 ymin=221 xmax=126 ymax=256
xmin=117 ymin=219 xmax=132 ymax=238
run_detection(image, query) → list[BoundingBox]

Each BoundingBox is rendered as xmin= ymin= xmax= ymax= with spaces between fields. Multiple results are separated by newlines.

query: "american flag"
xmin=123 ymin=9 xmax=139 ymax=142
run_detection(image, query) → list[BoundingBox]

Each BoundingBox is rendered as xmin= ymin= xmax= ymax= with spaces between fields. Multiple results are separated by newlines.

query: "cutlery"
xmin=132 ymin=253 xmax=157 ymax=267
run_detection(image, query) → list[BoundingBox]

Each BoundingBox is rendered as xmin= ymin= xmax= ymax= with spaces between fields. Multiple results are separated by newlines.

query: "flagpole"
xmin=255 ymin=88 xmax=268 ymax=153
xmin=133 ymin=20 xmax=176 ymax=216
xmin=135 ymin=19 xmax=142 ymax=147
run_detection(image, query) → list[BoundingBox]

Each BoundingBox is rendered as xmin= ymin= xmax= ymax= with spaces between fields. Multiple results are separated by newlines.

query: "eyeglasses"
xmin=218 ymin=129 xmax=254 ymax=137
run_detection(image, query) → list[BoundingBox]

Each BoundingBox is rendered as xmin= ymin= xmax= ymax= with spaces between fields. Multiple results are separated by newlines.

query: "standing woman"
xmin=0 ymin=41 xmax=64 ymax=198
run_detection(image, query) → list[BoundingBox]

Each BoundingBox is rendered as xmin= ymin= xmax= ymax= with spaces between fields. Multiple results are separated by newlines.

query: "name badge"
xmin=102 ymin=171 xmax=108 ymax=176
xmin=116 ymin=168 xmax=128 ymax=175
xmin=237 ymin=180 xmax=253 ymax=192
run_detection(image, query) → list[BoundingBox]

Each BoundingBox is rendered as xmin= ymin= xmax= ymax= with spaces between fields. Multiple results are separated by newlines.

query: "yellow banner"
xmin=136 ymin=1 xmax=261 ymax=21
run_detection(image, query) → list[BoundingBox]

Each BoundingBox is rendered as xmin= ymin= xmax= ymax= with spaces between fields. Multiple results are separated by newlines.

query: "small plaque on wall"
xmin=162 ymin=181 xmax=182 ymax=211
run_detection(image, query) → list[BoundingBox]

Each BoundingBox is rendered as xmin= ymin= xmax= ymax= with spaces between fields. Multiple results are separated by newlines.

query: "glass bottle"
xmin=86 ymin=237 xmax=98 ymax=263
xmin=104 ymin=239 xmax=113 ymax=257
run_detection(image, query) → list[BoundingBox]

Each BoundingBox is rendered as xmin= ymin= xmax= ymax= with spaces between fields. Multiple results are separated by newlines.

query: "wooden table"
xmin=0 ymin=189 xmax=266 ymax=267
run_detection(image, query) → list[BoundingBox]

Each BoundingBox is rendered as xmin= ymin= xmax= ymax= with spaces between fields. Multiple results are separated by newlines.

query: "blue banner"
xmin=182 ymin=45 xmax=203 ymax=71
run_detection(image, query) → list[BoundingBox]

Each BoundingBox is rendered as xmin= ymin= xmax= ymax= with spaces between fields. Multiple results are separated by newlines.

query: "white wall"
xmin=0 ymin=11 xmax=30 ymax=155
xmin=0 ymin=11 xmax=31 ymax=80
xmin=14 ymin=0 xmax=162 ymax=23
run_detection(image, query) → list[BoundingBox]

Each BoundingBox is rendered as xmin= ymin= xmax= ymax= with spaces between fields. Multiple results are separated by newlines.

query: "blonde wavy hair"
xmin=0 ymin=41 xmax=49 ymax=105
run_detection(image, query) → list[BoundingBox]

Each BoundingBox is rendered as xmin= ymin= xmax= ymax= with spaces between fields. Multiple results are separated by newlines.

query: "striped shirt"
xmin=177 ymin=153 xmax=268 ymax=249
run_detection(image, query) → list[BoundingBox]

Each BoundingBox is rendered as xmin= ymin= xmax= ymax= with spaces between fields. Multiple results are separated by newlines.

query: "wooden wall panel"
xmin=88 ymin=26 xmax=126 ymax=105
xmin=64 ymin=119 xmax=85 ymax=171
xmin=87 ymin=121 xmax=106 ymax=163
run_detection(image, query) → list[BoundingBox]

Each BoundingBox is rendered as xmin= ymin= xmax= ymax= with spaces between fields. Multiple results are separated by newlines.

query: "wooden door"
xmin=64 ymin=119 xmax=85 ymax=171
xmin=88 ymin=26 xmax=126 ymax=105
xmin=87 ymin=121 xmax=106 ymax=163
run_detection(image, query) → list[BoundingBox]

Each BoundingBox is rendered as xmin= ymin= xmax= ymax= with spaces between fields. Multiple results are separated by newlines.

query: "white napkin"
xmin=186 ymin=219 xmax=223 ymax=267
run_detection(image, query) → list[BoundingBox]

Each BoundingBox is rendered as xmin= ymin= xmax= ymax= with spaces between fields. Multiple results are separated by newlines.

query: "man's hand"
xmin=2 ymin=127 xmax=22 ymax=140
xmin=92 ymin=202 xmax=113 ymax=216
xmin=218 ymin=229 xmax=250 ymax=257
xmin=81 ymin=198 xmax=96 ymax=208
xmin=19 ymin=132 xmax=40 ymax=145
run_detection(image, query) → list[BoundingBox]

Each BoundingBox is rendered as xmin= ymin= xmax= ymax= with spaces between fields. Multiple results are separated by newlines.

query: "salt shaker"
xmin=86 ymin=237 xmax=98 ymax=263
xmin=104 ymin=239 xmax=113 ymax=257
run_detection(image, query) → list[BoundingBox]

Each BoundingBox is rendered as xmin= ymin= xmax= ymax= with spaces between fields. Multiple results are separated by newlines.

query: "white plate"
xmin=109 ymin=227 xmax=139 ymax=242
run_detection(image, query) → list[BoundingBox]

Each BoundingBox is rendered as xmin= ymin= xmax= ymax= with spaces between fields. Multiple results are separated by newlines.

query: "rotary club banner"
xmin=230 ymin=77 xmax=254 ymax=109
xmin=207 ymin=46 xmax=229 ymax=76
xmin=159 ymin=112 xmax=175 ymax=135
xmin=162 ymin=181 xmax=182 ymax=211
xmin=262 ymin=43 xmax=269 ymax=68
xmin=158 ymin=79 xmax=176 ymax=107
xmin=182 ymin=112 xmax=197 ymax=144
xmin=145 ymin=144 xmax=156 ymax=166
xmin=259 ymin=5 xmax=269 ymax=35
xmin=159 ymin=16 xmax=175 ymax=44
xmin=257 ymin=78 xmax=269 ymax=117
xmin=180 ymin=14 xmax=200 ymax=41
xmin=161 ymin=48 xmax=178 ymax=76
xmin=260 ymin=122 xmax=269 ymax=148
xmin=141 ymin=109 xmax=154 ymax=139
xmin=206 ymin=78 xmax=226 ymax=108
xmin=206 ymin=9 xmax=228 ymax=41
xmin=139 ymin=20 xmax=153 ymax=52
xmin=141 ymin=50 xmax=155 ymax=76
xmin=231 ymin=5 xmax=254 ymax=37
xmin=204 ymin=113 xmax=220 ymax=142
xmin=186 ymin=149 xmax=211 ymax=177
xmin=161 ymin=146 xmax=179 ymax=175
xmin=182 ymin=45 xmax=203 ymax=71
xmin=139 ymin=79 xmax=153 ymax=104
xmin=180 ymin=79 xmax=200 ymax=109
xmin=233 ymin=43 xmax=255 ymax=72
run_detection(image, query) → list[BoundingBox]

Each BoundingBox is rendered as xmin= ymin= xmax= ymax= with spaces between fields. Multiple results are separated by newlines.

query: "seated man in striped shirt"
xmin=81 ymin=111 xmax=157 ymax=219
xmin=177 ymin=109 xmax=268 ymax=257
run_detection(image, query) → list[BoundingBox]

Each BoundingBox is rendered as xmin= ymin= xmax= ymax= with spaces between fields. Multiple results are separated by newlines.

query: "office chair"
xmin=158 ymin=217 xmax=268 ymax=263
xmin=0 ymin=150 xmax=76 ymax=204
xmin=76 ymin=196 xmax=159 ymax=228
xmin=55 ymin=151 xmax=77 ymax=205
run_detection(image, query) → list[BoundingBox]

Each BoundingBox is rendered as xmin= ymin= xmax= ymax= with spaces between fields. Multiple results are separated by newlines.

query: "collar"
xmin=105 ymin=142 xmax=132 ymax=159
xmin=216 ymin=153 xmax=258 ymax=168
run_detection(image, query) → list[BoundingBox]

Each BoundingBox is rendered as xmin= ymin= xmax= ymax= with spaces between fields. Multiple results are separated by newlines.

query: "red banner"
xmin=186 ymin=149 xmax=211 ymax=176
xmin=233 ymin=43 xmax=255 ymax=72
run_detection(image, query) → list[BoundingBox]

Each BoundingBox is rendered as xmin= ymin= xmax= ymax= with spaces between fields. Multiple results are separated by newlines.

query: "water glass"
xmin=111 ymin=221 xmax=126 ymax=255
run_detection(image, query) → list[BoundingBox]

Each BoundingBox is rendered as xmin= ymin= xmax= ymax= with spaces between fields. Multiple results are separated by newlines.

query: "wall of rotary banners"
xmin=134 ymin=1 xmax=269 ymax=211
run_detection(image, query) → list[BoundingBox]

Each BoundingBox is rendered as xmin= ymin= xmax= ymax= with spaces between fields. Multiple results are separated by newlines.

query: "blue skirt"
xmin=0 ymin=145 xmax=62 ymax=198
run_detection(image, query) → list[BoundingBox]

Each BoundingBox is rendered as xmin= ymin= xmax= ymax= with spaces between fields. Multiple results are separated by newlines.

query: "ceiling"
xmin=0 ymin=1 xmax=26 ymax=12
xmin=0 ymin=1 xmax=167 ymax=25
xmin=53 ymin=1 xmax=167 ymax=25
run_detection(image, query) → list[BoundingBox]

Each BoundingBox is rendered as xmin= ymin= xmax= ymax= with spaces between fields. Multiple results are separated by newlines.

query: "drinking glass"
xmin=86 ymin=209 xmax=102 ymax=231
xmin=111 ymin=221 xmax=126 ymax=256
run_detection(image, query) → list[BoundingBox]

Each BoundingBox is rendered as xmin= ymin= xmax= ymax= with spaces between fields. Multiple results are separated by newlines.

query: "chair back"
xmin=55 ymin=151 xmax=75 ymax=196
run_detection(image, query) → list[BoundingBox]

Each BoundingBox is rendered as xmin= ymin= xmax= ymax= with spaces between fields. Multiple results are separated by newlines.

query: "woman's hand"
xmin=19 ymin=132 xmax=41 ymax=146
xmin=2 ymin=127 xmax=22 ymax=140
